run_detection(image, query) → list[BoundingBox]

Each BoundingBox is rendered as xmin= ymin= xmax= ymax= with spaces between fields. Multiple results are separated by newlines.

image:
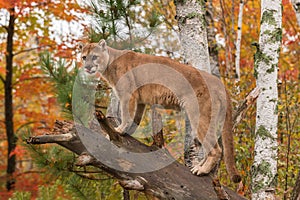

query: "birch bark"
xmin=235 ymin=0 xmax=244 ymax=81
xmin=175 ymin=0 xmax=211 ymax=72
xmin=291 ymin=0 xmax=300 ymax=25
xmin=251 ymin=0 xmax=282 ymax=199
xmin=175 ymin=0 xmax=212 ymax=167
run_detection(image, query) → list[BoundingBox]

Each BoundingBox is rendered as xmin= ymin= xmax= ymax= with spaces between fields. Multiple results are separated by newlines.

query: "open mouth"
xmin=85 ymin=69 xmax=96 ymax=74
xmin=84 ymin=67 xmax=97 ymax=74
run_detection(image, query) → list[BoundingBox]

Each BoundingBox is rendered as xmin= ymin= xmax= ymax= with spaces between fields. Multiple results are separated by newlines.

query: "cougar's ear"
xmin=98 ymin=39 xmax=107 ymax=50
xmin=78 ymin=42 xmax=84 ymax=52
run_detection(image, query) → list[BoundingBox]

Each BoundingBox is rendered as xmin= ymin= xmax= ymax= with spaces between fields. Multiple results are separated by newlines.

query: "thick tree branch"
xmin=27 ymin=115 xmax=246 ymax=200
xmin=27 ymin=132 xmax=76 ymax=144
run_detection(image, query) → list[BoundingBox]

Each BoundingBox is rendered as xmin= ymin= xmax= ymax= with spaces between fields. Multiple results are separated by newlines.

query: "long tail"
xmin=222 ymin=92 xmax=241 ymax=183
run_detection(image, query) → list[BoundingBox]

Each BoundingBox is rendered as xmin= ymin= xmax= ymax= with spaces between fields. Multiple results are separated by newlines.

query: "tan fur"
xmin=80 ymin=40 xmax=241 ymax=183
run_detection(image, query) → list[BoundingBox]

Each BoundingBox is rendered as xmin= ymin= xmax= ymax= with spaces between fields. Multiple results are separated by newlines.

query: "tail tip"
xmin=231 ymin=174 xmax=242 ymax=183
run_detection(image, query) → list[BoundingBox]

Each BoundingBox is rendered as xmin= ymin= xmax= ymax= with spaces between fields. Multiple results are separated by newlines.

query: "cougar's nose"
xmin=84 ymin=65 xmax=93 ymax=72
xmin=85 ymin=65 xmax=92 ymax=70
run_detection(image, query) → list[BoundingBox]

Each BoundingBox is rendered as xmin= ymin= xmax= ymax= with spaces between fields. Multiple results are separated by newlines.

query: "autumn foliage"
xmin=0 ymin=0 xmax=299 ymax=199
xmin=0 ymin=0 xmax=87 ymax=197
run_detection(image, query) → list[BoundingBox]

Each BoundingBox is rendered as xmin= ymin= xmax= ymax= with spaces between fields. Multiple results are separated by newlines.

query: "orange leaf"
xmin=9 ymin=146 xmax=26 ymax=157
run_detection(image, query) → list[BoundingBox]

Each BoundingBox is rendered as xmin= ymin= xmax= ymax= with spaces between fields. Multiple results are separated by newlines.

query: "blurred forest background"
xmin=0 ymin=0 xmax=299 ymax=199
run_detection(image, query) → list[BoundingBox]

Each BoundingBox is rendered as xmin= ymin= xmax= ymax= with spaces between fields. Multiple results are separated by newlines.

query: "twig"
xmin=15 ymin=170 xmax=46 ymax=177
xmin=233 ymin=87 xmax=260 ymax=129
xmin=14 ymin=45 xmax=51 ymax=56
xmin=13 ymin=76 xmax=50 ymax=86
xmin=0 ymin=75 xmax=5 ymax=84
xmin=0 ymin=25 xmax=8 ymax=31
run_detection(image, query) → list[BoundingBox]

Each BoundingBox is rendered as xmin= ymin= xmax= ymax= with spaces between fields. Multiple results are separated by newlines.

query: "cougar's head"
xmin=80 ymin=39 xmax=109 ymax=75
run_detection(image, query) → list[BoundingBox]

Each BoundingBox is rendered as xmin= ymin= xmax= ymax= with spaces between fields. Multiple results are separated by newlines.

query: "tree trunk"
xmin=175 ymin=0 xmax=216 ymax=172
xmin=175 ymin=0 xmax=211 ymax=72
xmin=291 ymin=0 xmax=300 ymax=26
xmin=206 ymin=0 xmax=220 ymax=77
xmin=5 ymin=8 xmax=17 ymax=191
xmin=235 ymin=0 xmax=244 ymax=81
xmin=251 ymin=1 xmax=282 ymax=199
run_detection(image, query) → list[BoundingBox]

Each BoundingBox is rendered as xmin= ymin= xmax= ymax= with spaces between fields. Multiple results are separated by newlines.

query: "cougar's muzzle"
xmin=84 ymin=64 xmax=97 ymax=74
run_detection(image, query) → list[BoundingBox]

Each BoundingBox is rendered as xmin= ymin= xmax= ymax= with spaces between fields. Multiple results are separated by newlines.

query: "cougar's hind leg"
xmin=190 ymin=143 xmax=222 ymax=176
xmin=186 ymin=138 xmax=206 ymax=168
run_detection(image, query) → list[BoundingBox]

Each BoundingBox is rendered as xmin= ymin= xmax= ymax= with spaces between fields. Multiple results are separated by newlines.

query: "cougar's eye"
xmin=82 ymin=56 xmax=86 ymax=61
xmin=92 ymin=55 xmax=98 ymax=61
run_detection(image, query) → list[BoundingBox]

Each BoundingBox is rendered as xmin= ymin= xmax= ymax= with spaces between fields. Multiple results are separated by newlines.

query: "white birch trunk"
xmin=175 ymin=0 xmax=211 ymax=72
xmin=235 ymin=0 xmax=244 ymax=81
xmin=175 ymin=0 xmax=211 ymax=166
xmin=252 ymin=0 xmax=282 ymax=199
xmin=292 ymin=0 xmax=300 ymax=25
